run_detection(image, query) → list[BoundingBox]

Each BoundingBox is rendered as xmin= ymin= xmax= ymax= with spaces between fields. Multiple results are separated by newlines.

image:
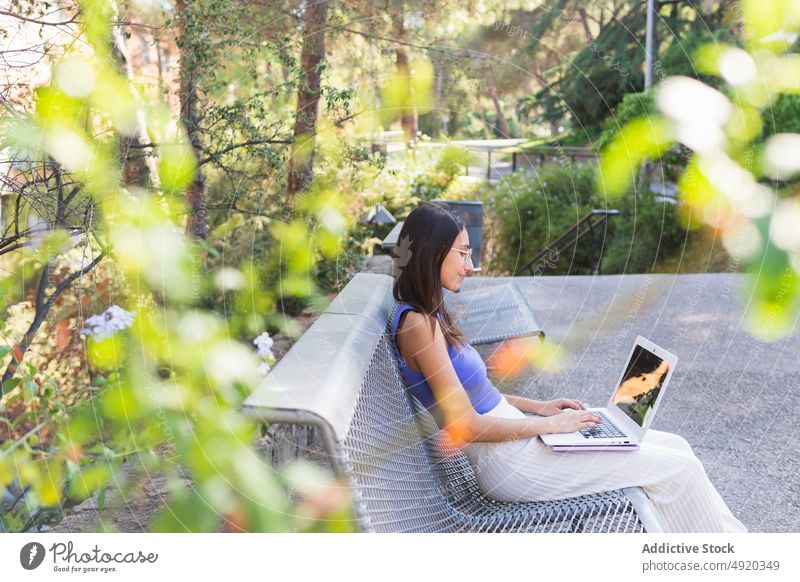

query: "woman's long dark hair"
xmin=392 ymin=202 xmax=466 ymax=350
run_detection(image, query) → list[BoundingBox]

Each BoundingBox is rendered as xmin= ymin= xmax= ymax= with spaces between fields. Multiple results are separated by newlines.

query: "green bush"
xmin=465 ymin=162 xmax=695 ymax=276
xmin=595 ymin=91 xmax=656 ymax=153
xmin=467 ymin=163 xmax=601 ymax=275
xmin=316 ymin=222 xmax=377 ymax=295
xmin=434 ymin=145 xmax=472 ymax=180
xmin=410 ymin=173 xmax=451 ymax=201
xmin=602 ymin=191 xmax=691 ymax=274
xmin=762 ymin=94 xmax=800 ymax=138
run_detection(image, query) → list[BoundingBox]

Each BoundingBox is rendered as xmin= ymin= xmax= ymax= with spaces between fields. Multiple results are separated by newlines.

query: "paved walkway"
xmin=384 ymin=138 xmax=524 ymax=181
xmin=461 ymin=273 xmax=799 ymax=533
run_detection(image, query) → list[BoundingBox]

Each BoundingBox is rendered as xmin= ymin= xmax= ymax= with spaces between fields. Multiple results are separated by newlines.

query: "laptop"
xmin=540 ymin=336 xmax=677 ymax=449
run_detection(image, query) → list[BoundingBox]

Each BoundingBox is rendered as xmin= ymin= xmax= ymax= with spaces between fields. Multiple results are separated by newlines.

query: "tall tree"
xmin=392 ymin=12 xmax=418 ymax=140
xmin=176 ymin=0 xmax=207 ymax=240
xmin=517 ymin=0 xmax=740 ymax=137
xmin=285 ymin=0 xmax=330 ymax=217
xmin=111 ymin=2 xmax=158 ymax=188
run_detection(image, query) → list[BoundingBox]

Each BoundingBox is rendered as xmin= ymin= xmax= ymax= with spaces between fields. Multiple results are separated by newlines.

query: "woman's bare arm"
xmin=504 ymin=394 xmax=547 ymax=414
xmin=505 ymin=394 xmax=587 ymax=416
xmin=402 ymin=312 xmax=600 ymax=444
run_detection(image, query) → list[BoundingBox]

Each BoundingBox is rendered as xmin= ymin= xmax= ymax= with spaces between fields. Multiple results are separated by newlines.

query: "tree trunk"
xmin=110 ymin=3 xmax=158 ymax=188
xmin=489 ymin=83 xmax=511 ymax=138
xmin=395 ymin=47 xmax=419 ymax=141
xmin=176 ymin=0 xmax=207 ymax=240
xmin=285 ymin=0 xmax=329 ymax=219
xmin=392 ymin=15 xmax=417 ymax=142
xmin=476 ymin=95 xmax=493 ymax=139
xmin=432 ymin=57 xmax=449 ymax=138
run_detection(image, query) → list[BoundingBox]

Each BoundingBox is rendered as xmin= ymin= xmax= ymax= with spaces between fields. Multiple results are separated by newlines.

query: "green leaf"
xmin=159 ymin=141 xmax=197 ymax=193
xmin=97 ymin=483 xmax=106 ymax=510
xmin=1 ymin=378 xmax=22 ymax=393
xmin=597 ymin=116 xmax=673 ymax=197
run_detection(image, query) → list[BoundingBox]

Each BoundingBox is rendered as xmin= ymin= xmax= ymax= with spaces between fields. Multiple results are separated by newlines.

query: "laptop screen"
xmin=611 ymin=345 xmax=671 ymax=427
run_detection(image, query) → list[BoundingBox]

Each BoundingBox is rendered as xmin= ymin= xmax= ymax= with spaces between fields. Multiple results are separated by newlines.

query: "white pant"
xmin=461 ymin=397 xmax=747 ymax=533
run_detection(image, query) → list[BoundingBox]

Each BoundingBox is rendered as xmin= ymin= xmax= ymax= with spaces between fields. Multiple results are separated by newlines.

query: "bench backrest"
xmin=244 ymin=273 xmax=495 ymax=531
xmin=343 ymin=330 xmax=477 ymax=531
xmin=244 ymin=273 xmax=392 ymax=442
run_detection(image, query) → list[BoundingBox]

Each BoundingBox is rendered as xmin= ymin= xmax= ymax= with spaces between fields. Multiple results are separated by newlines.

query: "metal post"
xmin=644 ymin=0 xmax=656 ymax=90
xmin=597 ymin=216 xmax=608 ymax=275
xmin=587 ymin=218 xmax=598 ymax=274
xmin=487 ymin=150 xmax=492 ymax=180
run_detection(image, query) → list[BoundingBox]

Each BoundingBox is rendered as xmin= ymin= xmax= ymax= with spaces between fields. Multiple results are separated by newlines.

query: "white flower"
xmin=319 ymin=207 xmax=346 ymax=235
xmin=177 ymin=311 xmax=221 ymax=344
xmin=763 ymin=133 xmax=800 ymax=180
xmin=718 ymin=48 xmax=757 ymax=87
xmin=656 ymin=76 xmax=732 ymax=154
xmin=54 ymin=55 xmax=96 ymax=98
xmin=253 ymin=332 xmax=276 ymax=376
xmin=207 ymin=340 xmax=260 ymax=389
xmin=83 ymin=305 xmax=136 ymax=341
xmin=214 ymin=267 xmax=245 ymax=291
xmin=253 ymin=331 xmax=275 ymax=358
xmin=770 ymin=198 xmax=800 ymax=252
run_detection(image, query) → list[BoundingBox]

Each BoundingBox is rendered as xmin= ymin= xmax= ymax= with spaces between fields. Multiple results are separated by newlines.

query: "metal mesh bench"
xmin=444 ymin=278 xmax=544 ymax=345
xmin=243 ymin=273 xmax=665 ymax=532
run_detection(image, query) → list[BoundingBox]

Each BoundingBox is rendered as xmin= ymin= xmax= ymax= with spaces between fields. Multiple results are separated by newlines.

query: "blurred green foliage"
xmin=597 ymin=0 xmax=800 ymax=340
xmin=762 ymin=94 xmax=800 ymax=137
xmin=1 ymin=0 xmax=355 ymax=532
xmin=521 ymin=1 xmax=742 ymax=139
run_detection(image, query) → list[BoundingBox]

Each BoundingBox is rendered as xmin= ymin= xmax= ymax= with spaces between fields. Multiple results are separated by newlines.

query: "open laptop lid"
xmin=606 ymin=336 xmax=677 ymax=439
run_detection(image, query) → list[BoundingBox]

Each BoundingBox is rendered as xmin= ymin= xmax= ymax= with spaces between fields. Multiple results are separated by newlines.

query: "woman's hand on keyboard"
xmin=544 ymin=409 xmax=603 ymax=434
xmin=537 ymin=398 xmax=586 ymax=416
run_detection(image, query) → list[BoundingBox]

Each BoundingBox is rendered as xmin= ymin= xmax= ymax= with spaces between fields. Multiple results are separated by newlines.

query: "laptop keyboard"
xmin=579 ymin=411 xmax=627 ymax=439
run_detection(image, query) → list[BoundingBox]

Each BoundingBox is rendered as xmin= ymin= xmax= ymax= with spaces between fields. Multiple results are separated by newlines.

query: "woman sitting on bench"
xmin=389 ymin=202 xmax=746 ymax=533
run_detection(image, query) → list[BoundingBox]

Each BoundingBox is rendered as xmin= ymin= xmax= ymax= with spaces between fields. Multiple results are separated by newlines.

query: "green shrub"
xmin=762 ymin=94 xmax=800 ymax=138
xmin=595 ymin=91 xmax=656 ymax=153
xmin=465 ymin=163 xmax=600 ymax=275
xmin=465 ymin=162 xmax=696 ymax=276
xmin=316 ymin=222 xmax=378 ymax=295
xmin=434 ymin=145 xmax=472 ymax=180
xmin=601 ymin=191 xmax=691 ymax=274
xmin=410 ymin=173 xmax=451 ymax=201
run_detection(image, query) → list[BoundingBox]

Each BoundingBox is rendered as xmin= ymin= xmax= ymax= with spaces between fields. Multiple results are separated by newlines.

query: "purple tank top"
xmin=389 ymin=302 xmax=502 ymax=415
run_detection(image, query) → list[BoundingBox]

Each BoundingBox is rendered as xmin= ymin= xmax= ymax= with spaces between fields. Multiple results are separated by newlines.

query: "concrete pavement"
xmin=463 ymin=273 xmax=800 ymax=533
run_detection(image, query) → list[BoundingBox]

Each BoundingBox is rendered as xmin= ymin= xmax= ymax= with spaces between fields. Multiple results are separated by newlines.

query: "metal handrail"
xmin=514 ymin=209 xmax=620 ymax=276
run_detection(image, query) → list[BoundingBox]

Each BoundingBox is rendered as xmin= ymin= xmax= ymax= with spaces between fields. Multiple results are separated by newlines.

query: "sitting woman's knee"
xmin=678 ymin=451 xmax=707 ymax=479
xmin=674 ymin=434 xmax=695 ymax=452
xmin=660 ymin=432 xmax=694 ymax=454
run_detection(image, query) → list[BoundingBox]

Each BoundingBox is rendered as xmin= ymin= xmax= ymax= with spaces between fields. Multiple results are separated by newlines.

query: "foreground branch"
xmin=1 ymin=252 xmax=105 ymax=393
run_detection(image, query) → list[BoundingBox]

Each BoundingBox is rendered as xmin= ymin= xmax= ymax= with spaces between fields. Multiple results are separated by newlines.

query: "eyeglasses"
xmin=450 ymin=247 xmax=473 ymax=265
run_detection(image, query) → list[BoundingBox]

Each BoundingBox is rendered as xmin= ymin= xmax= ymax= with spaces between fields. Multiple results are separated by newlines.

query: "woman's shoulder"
xmin=398 ymin=306 xmax=445 ymax=343
xmin=397 ymin=307 xmax=431 ymax=333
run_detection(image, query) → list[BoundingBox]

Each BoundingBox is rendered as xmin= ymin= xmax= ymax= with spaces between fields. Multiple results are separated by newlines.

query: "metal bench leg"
xmin=622 ymin=487 xmax=668 ymax=533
